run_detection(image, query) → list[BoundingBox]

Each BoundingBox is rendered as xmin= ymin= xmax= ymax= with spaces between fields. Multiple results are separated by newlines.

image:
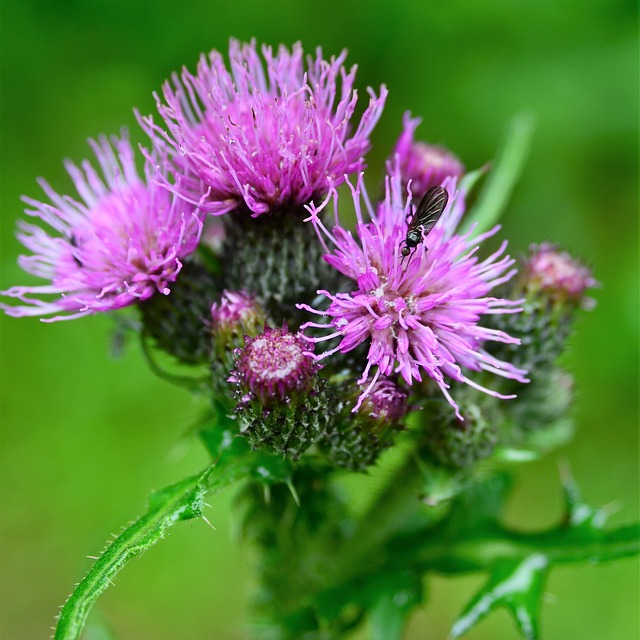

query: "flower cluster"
xmin=3 ymin=39 xmax=609 ymax=640
xmin=2 ymin=38 xmax=594 ymax=458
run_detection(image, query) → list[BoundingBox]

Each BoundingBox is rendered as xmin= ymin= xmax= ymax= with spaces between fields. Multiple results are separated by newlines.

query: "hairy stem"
xmin=55 ymin=467 xmax=217 ymax=640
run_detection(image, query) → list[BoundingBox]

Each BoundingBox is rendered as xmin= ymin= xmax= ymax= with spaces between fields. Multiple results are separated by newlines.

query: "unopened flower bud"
xmin=230 ymin=326 xmax=332 ymax=459
xmin=210 ymin=291 xmax=266 ymax=394
xmin=484 ymin=244 xmax=597 ymax=373
xmin=422 ymin=394 xmax=498 ymax=469
xmin=389 ymin=112 xmax=464 ymax=195
xmin=523 ymin=243 xmax=597 ymax=308
xmin=211 ymin=291 xmax=265 ymax=353
xmin=321 ymin=377 xmax=409 ymax=471
xmin=233 ymin=326 xmax=318 ymax=405
xmin=358 ymin=377 xmax=409 ymax=432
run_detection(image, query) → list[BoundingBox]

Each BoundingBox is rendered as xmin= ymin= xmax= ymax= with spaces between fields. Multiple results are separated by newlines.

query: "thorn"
xmin=106 ymin=576 xmax=116 ymax=587
xmin=86 ymin=555 xmax=99 ymax=560
xmin=543 ymin=591 xmax=559 ymax=604
xmin=263 ymin=485 xmax=271 ymax=505
xmin=202 ymin=515 xmax=216 ymax=531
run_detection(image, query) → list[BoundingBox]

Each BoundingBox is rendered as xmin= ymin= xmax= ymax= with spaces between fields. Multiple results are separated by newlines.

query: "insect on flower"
xmin=400 ymin=185 xmax=448 ymax=261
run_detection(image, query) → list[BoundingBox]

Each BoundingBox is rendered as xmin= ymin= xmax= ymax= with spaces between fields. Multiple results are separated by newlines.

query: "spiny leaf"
xmin=451 ymin=554 xmax=548 ymax=639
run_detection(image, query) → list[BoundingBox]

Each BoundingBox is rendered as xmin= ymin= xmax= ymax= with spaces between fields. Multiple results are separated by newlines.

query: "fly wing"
xmin=413 ymin=186 xmax=448 ymax=235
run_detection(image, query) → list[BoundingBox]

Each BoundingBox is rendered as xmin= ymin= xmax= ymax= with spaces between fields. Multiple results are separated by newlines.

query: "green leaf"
xmin=459 ymin=113 xmax=535 ymax=237
xmin=379 ymin=470 xmax=638 ymax=639
xmin=451 ymin=554 xmax=548 ymax=639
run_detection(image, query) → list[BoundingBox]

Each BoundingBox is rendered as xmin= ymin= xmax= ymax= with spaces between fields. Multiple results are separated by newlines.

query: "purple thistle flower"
xmin=299 ymin=167 xmax=528 ymax=419
xmin=389 ymin=112 xmax=464 ymax=195
xmin=1 ymin=135 xmax=204 ymax=321
xmin=143 ymin=39 xmax=387 ymax=216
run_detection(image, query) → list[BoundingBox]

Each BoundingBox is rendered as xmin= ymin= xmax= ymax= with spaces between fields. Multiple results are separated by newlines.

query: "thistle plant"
xmin=2 ymin=40 xmax=637 ymax=640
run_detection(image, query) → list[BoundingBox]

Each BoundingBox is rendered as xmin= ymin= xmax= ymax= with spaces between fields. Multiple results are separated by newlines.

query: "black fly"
xmin=400 ymin=185 xmax=448 ymax=261
xmin=69 ymin=233 xmax=83 ymax=267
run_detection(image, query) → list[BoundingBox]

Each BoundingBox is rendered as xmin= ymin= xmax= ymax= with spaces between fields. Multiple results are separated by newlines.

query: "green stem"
xmin=139 ymin=331 xmax=210 ymax=393
xmin=327 ymin=449 xmax=442 ymax=587
xmin=55 ymin=466 xmax=218 ymax=640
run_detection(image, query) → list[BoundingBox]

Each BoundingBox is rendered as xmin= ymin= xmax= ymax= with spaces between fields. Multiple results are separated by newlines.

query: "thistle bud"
xmin=422 ymin=394 xmax=499 ymax=469
xmin=484 ymin=244 xmax=596 ymax=373
xmin=321 ymin=378 xmax=409 ymax=471
xmin=211 ymin=291 xmax=265 ymax=355
xmin=523 ymin=243 xmax=597 ymax=308
xmin=139 ymin=260 xmax=219 ymax=364
xmin=210 ymin=291 xmax=266 ymax=394
xmin=389 ymin=112 xmax=464 ymax=195
xmin=230 ymin=326 xmax=332 ymax=459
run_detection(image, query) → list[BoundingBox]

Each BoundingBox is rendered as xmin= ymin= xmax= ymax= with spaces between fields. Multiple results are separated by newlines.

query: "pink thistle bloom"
xmin=389 ymin=112 xmax=464 ymax=196
xmin=144 ymin=39 xmax=387 ymax=216
xmin=1 ymin=135 xmax=204 ymax=321
xmin=299 ymin=167 xmax=528 ymax=419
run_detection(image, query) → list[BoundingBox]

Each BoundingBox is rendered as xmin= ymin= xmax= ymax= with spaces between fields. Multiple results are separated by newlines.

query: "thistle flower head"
xmin=145 ymin=39 xmax=387 ymax=216
xmin=211 ymin=290 xmax=265 ymax=347
xmin=523 ymin=243 xmax=597 ymax=308
xmin=358 ymin=377 xmax=409 ymax=425
xmin=388 ymin=112 xmax=464 ymax=195
xmin=299 ymin=166 xmax=527 ymax=419
xmin=232 ymin=325 xmax=319 ymax=405
xmin=1 ymin=134 xmax=203 ymax=321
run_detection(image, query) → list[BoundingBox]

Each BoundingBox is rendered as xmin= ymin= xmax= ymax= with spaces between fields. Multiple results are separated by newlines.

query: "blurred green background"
xmin=0 ymin=1 xmax=637 ymax=638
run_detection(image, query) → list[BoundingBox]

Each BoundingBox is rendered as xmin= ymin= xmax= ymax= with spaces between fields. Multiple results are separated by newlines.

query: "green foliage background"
xmin=0 ymin=1 xmax=637 ymax=638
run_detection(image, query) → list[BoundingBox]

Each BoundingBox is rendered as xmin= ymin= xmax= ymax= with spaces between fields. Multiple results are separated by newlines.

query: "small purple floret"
xmin=144 ymin=39 xmax=388 ymax=216
xmin=1 ymin=135 xmax=204 ymax=321
xmin=358 ymin=377 xmax=408 ymax=424
xmin=524 ymin=243 xmax=597 ymax=307
xmin=389 ymin=112 xmax=464 ymax=196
